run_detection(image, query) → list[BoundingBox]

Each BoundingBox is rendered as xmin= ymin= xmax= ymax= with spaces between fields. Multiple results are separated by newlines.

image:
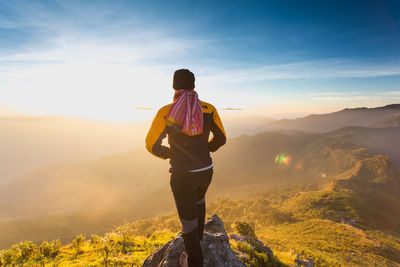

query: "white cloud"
xmin=380 ymin=91 xmax=400 ymax=96
xmin=303 ymin=90 xmax=400 ymax=101
xmin=200 ymin=58 xmax=400 ymax=83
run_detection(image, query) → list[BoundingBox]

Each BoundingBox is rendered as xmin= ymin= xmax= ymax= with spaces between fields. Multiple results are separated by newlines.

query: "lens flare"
xmin=275 ymin=153 xmax=291 ymax=166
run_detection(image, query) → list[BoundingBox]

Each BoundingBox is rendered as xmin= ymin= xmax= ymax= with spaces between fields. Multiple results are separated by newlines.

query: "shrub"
xmin=17 ymin=241 xmax=36 ymax=263
xmin=72 ymin=234 xmax=86 ymax=256
xmin=234 ymin=221 xmax=257 ymax=239
xmin=237 ymin=241 xmax=271 ymax=267
xmin=90 ymin=234 xmax=101 ymax=247
xmin=0 ymin=248 xmax=17 ymax=266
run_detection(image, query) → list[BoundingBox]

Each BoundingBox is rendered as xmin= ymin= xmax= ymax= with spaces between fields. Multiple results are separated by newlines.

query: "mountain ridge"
xmin=265 ymin=103 xmax=400 ymax=133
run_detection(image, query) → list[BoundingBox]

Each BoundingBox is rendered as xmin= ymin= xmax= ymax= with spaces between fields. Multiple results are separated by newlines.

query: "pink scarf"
xmin=166 ymin=90 xmax=203 ymax=136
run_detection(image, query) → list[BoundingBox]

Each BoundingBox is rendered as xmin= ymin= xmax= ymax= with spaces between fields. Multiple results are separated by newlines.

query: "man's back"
xmin=145 ymin=101 xmax=226 ymax=172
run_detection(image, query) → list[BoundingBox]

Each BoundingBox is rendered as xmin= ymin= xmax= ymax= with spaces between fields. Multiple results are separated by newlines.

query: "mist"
xmin=0 ymin=112 xmax=150 ymax=185
xmin=0 ymin=110 xmax=278 ymax=186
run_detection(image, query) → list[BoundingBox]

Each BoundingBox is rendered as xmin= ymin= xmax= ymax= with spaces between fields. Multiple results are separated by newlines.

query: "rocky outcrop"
xmin=294 ymin=254 xmax=315 ymax=267
xmin=229 ymin=233 xmax=274 ymax=263
xmin=142 ymin=214 xmax=246 ymax=267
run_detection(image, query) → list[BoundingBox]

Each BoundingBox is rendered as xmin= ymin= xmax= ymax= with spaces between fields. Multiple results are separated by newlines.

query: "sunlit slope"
xmin=265 ymin=104 xmax=400 ymax=133
xmin=258 ymin=220 xmax=400 ymax=266
xmin=280 ymin=155 xmax=400 ymax=230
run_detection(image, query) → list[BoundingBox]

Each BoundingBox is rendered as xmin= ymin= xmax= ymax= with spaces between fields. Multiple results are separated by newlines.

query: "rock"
xmin=261 ymin=244 xmax=274 ymax=259
xmin=229 ymin=234 xmax=245 ymax=242
xmin=235 ymin=234 xmax=274 ymax=264
xmin=294 ymin=255 xmax=315 ymax=267
xmin=142 ymin=214 xmax=246 ymax=267
xmin=204 ymin=214 xmax=225 ymax=234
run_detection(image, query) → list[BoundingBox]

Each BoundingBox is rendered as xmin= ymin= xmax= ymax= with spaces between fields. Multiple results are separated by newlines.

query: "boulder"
xmin=142 ymin=214 xmax=246 ymax=267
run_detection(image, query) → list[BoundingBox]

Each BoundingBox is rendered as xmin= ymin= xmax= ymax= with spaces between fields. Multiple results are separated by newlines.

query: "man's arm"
xmin=208 ymin=107 xmax=226 ymax=152
xmin=145 ymin=109 xmax=171 ymax=159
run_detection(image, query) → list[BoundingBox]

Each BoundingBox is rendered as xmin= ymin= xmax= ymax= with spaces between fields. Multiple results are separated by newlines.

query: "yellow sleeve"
xmin=145 ymin=106 xmax=171 ymax=159
xmin=213 ymin=108 xmax=226 ymax=137
xmin=208 ymin=105 xmax=227 ymax=152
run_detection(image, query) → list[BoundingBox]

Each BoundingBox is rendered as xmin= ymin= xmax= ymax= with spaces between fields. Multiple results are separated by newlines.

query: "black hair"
xmin=173 ymin=69 xmax=195 ymax=90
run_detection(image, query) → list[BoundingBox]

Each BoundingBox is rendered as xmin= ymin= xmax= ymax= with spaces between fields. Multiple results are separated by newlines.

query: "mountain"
xmin=1 ymin=123 xmax=400 ymax=249
xmin=331 ymin=126 xmax=400 ymax=166
xmin=3 ymin=104 xmax=396 ymax=186
xmin=264 ymin=104 xmax=400 ymax=133
xmin=1 ymin=124 xmax=400 ymax=264
xmin=1 ymin=104 xmax=400 ymax=264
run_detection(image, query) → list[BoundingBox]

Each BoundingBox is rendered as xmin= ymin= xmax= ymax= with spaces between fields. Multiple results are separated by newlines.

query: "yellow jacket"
xmin=145 ymin=101 xmax=226 ymax=172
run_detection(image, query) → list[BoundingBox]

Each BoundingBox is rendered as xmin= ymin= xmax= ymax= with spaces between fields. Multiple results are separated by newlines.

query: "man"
xmin=145 ymin=69 xmax=226 ymax=267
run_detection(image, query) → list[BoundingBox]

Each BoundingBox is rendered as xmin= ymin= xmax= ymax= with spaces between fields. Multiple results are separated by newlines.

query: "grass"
xmin=257 ymin=219 xmax=400 ymax=266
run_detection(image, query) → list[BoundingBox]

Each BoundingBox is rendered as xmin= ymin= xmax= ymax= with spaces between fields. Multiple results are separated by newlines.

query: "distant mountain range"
xmin=265 ymin=104 xmax=400 ymax=133
xmin=1 ymin=104 xmax=398 ymax=186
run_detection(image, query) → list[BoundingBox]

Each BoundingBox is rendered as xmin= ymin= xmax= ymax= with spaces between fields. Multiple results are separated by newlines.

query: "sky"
xmin=1 ymin=0 xmax=400 ymax=122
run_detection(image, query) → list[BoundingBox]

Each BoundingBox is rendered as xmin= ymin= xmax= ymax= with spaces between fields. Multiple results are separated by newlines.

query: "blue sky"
xmin=1 ymin=0 xmax=400 ymax=121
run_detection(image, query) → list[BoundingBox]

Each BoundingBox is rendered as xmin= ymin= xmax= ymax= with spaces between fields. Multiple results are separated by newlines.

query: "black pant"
xmin=170 ymin=167 xmax=213 ymax=267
